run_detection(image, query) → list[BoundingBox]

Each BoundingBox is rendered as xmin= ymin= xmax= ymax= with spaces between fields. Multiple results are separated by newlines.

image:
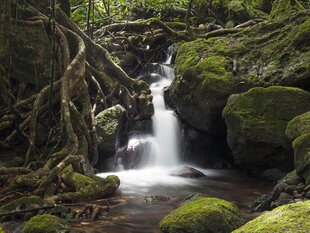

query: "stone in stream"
xmin=159 ymin=197 xmax=244 ymax=233
xmin=170 ymin=166 xmax=205 ymax=178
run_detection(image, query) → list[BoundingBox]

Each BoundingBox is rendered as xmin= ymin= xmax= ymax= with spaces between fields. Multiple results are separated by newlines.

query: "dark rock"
xmin=170 ymin=166 xmax=205 ymax=178
xmin=262 ymin=169 xmax=286 ymax=183
xmin=305 ymin=191 xmax=310 ymax=199
xmin=295 ymin=183 xmax=306 ymax=193
xmin=250 ymin=194 xmax=272 ymax=212
xmin=278 ymin=170 xmax=303 ymax=186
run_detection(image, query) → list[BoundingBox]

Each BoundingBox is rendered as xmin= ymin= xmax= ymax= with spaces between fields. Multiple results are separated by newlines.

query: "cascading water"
xmin=150 ymin=64 xmax=180 ymax=167
xmin=113 ymin=47 xmax=180 ymax=170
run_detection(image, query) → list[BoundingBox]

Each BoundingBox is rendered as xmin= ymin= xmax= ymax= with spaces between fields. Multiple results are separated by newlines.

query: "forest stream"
xmin=72 ymin=51 xmax=273 ymax=233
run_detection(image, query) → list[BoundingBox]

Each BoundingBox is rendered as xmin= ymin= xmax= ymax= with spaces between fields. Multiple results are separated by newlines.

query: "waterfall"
xmin=115 ymin=46 xmax=180 ymax=169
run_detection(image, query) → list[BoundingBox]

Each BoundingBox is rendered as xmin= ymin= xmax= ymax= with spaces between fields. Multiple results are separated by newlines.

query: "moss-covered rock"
xmin=170 ymin=11 xmax=310 ymax=135
xmin=0 ymin=196 xmax=43 ymax=212
xmin=0 ymin=226 xmax=3 ymax=233
xmin=159 ymin=197 xmax=244 ymax=233
xmin=95 ymin=105 xmax=127 ymax=156
xmin=286 ymin=111 xmax=310 ymax=140
xmin=23 ymin=214 xmax=73 ymax=233
xmin=222 ymin=86 xmax=310 ymax=174
xmin=170 ymin=37 xmax=253 ymax=135
xmin=286 ymin=112 xmax=310 ymax=185
xmin=233 ymin=201 xmax=310 ymax=233
xmin=292 ymin=134 xmax=310 ymax=185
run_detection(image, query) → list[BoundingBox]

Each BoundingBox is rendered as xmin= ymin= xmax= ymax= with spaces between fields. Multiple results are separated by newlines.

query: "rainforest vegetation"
xmin=0 ymin=0 xmax=310 ymax=232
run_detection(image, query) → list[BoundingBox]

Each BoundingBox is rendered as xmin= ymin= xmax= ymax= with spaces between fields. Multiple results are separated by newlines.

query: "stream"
xmin=80 ymin=48 xmax=273 ymax=233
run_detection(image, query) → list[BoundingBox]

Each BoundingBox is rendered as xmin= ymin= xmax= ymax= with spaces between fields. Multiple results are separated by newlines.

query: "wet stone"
xmin=170 ymin=166 xmax=206 ymax=178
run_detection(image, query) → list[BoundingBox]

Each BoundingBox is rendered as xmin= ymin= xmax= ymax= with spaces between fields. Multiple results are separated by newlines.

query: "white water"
xmin=150 ymin=65 xmax=180 ymax=166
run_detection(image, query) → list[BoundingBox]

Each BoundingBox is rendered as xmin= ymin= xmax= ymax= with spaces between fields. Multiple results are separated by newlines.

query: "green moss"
xmin=63 ymin=170 xmax=94 ymax=192
xmin=233 ymin=201 xmax=310 ymax=233
xmin=23 ymin=214 xmax=72 ymax=233
xmin=270 ymin=0 xmax=305 ymax=19
xmin=95 ymin=105 xmax=126 ymax=153
xmin=293 ymin=17 xmax=310 ymax=46
xmin=222 ymin=86 xmax=310 ymax=173
xmin=0 ymin=196 xmax=43 ymax=212
xmin=0 ymin=227 xmax=3 ymax=233
xmin=57 ymin=175 xmax=120 ymax=202
xmin=159 ymin=197 xmax=244 ymax=233
xmin=286 ymin=111 xmax=310 ymax=140
xmin=292 ymin=133 xmax=310 ymax=185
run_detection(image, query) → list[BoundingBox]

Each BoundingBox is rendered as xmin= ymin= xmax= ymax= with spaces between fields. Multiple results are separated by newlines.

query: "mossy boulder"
xmin=159 ymin=197 xmax=244 ymax=233
xmin=0 ymin=196 xmax=43 ymax=212
xmin=222 ymin=86 xmax=310 ymax=174
xmin=170 ymin=11 xmax=310 ymax=136
xmin=286 ymin=112 xmax=310 ymax=185
xmin=0 ymin=227 xmax=3 ymax=233
xmin=233 ymin=201 xmax=310 ymax=233
xmin=95 ymin=105 xmax=127 ymax=156
xmin=23 ymin=214 xmax=73 ymax=233
xmin=291 ymin=134 xmax=310 ymax=185
xmin=169 ymin=37 xmax=253 ymax=135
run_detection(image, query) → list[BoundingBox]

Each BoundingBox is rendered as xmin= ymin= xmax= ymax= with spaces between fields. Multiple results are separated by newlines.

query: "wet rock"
xmin=143 ymin=195 xmax=171 ymax=203
xmin=250 ymin=194 xmax=272 ymax=212
xmin=305 ymin=191 xmax=310 ymax=199
xmin=223 ymin=86 xmax=310 ymax=175
xmin=170 ymin=166 xmax=205 ymax=178
xmin=133 ymin=93 xmax=154 ymax=121
xmin=233 ymin=201 xmax=310 ymax=233
xmin=159 ymin=197 xmax=244 ymax=233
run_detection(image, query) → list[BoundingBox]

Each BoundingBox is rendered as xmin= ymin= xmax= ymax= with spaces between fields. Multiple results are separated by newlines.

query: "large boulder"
xmin=23 ymin=214 xmax=74 ymax=233
xmin=233 ymin=201 xmax=310 ymax=233
xmin=95 ymin=105 xmax=127 ymax=156
xmin=169 ymin=37 xmax=252 ymax=135
xmin=159 ymin=197 xmax=244 ymax=233
xmin=169 ymin=11 xmax=310 ymax=136
xmin=286 ymin=112 xmax=310 ymax=185
xmin=222 ymin=86 xmax=310 ymax=174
